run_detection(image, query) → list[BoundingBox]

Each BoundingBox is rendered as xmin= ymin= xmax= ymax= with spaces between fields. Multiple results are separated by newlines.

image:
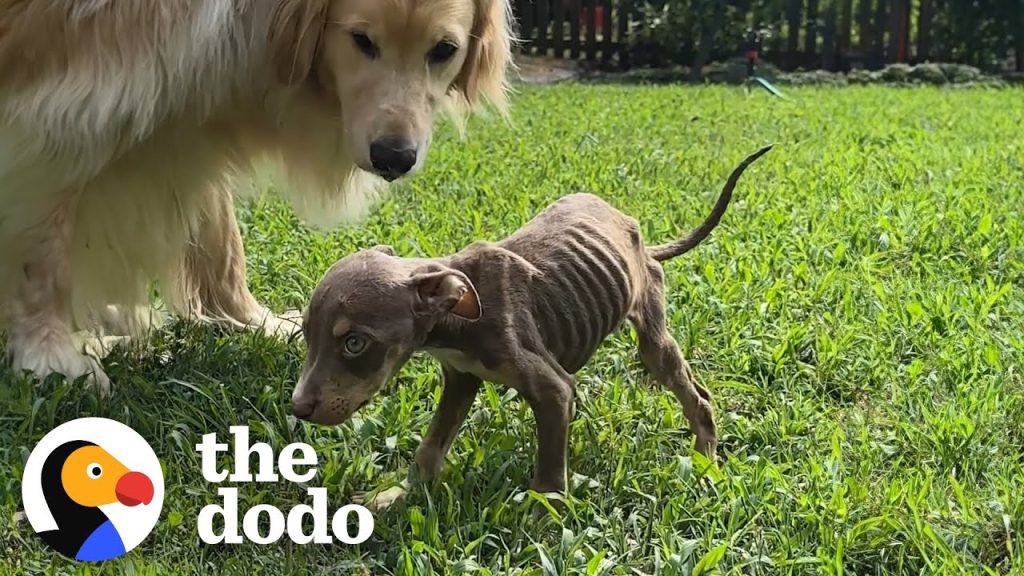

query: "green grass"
xmin=2 ymin=84 xmax=1023 ymax=575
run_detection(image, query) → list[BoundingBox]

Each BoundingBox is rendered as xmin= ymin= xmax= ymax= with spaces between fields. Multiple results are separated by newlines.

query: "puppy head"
xmin=292 ymin=246 xmax=481 ymax=425
xmin=270 ymin=0 xmax=512 ymax=182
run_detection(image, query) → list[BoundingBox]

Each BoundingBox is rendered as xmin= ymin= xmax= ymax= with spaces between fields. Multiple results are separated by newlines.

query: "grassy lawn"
xmin=2 ymin=84 xmax=1023 ymax=575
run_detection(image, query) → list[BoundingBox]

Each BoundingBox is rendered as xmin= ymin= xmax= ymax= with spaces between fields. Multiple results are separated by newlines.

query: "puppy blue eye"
xmin=351 ymin=32 xmax=379 ymax=59
xmin=342 ymin=333 xmax=368 ymax=356
xmin=427 ymin=40 xmax=458 ymax=64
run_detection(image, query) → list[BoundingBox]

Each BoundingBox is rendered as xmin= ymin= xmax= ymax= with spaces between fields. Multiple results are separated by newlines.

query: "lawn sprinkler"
xmin=743 ymin=26 xmax=785 ymax=98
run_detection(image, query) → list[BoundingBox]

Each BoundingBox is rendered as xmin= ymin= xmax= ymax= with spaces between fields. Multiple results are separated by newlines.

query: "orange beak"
xmin=115 ymin=471 xmax=154 ymax=506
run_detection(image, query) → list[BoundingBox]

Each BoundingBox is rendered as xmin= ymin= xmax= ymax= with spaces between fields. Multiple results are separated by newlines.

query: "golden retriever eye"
xmin=351 ymin=32 xmax=379 ymax=59
xmin=427 ymin=41 xmax=458 ymax=64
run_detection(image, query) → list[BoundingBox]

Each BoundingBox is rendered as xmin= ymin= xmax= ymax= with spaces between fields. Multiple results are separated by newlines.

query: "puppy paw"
xmin=528 ymin=492 xmax=568 ymax=520
xmin=413 ymin=446 xmax=444 ymax=481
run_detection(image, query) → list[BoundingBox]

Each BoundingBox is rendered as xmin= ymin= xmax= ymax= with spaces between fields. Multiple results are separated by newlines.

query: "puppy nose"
xmin=369 ymin=137 xmax=417 ymax=180
xmin=292 ymin=400 xmax=315 ymax=420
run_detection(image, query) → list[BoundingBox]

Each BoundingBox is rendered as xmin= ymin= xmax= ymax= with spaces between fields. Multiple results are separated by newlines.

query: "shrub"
xmin=580 ymin=58 xmax=1011 ymax=88
xmin=1002 ymin=72 xmax=1024 ymax=85
xmin=880 ymin=63 xmax=913 ymax=83
xmin=940 ymin=63 xmax=983 ymax=83
xmin=783 ymin=70 xmax=848 ymax=87
xmin=846 ymin=69 xmax=879 ymax=85
xmin=626 ymin=2 xmax=699 ymax=68
xmin=704 ymin=57 xmax=781 ymax=85
xmin=909 ymin=63 xmax=948 ymax=85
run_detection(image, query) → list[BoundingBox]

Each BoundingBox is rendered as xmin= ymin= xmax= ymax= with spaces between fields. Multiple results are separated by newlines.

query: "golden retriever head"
xmin=270 ymin=0 xmax=513 ymax=182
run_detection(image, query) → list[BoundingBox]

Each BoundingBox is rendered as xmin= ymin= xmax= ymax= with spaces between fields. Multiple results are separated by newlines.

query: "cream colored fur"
xmin=0 ymin=0 xmax=513 ymax=390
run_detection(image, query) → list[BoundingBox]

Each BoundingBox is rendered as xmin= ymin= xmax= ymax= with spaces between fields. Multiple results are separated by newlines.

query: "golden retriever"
xmin=0 ymin=0 xmax=513 ymax=390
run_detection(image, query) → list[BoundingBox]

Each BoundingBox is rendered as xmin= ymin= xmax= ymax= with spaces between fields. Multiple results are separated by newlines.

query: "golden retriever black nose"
xmin=370 ymin=137 xmax=417 ymax=180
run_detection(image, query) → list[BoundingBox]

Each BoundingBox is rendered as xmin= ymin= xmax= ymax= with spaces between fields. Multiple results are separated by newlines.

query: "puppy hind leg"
xmin=630 ymin=265 xmax=717 ymax=459
xmin=169 ymin=185 xmax=300 ymax=337
xmin=7 ymin=193 xmax=110 ymax=391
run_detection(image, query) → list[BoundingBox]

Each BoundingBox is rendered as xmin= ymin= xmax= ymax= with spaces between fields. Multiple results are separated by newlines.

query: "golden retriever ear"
xmin=269 ymin=0 xmax=330 ymax=86
xmin=454 ymin=0 xmax=515 ymax=112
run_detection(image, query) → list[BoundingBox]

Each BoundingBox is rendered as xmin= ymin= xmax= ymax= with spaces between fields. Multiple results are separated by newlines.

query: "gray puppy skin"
xmin=293 ymin=145 xmax=772 ymax=507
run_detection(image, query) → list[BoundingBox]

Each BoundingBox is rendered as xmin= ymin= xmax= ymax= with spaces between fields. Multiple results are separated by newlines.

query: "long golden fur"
xmin=0 ymin=0 xmax=514 ymax=390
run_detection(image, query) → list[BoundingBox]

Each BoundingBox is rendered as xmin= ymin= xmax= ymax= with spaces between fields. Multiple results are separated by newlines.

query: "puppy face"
xmin=292 ymin=247 xmax=480 ymax=425
xmin=271 ymin=0 xmax=511 ymax=182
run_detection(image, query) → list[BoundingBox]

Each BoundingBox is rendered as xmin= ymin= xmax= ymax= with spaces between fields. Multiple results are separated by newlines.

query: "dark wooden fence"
xmin=514 ymin=0 xmax=629 ymax=64
xmin=514 ymin=1 xmax=1024 ymax=72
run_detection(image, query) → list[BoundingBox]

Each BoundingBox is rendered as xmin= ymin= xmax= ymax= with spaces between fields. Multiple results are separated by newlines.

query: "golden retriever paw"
xmin=10 ymin=333 xmax=111 ymax=393
xmin=95 ymin=304 xmax=164 ymax=336
xmin=353 ymin=486 xmax=407 ymax=512
xmin=71 ymin=332 xmax=131 ymax=361
xmin=246 ymin=307 xmax=303 ymax=338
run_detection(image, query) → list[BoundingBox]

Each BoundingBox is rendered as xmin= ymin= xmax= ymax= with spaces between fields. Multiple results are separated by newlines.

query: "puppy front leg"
xmin=520 ymin=360 xmax=576 ymax=500
xmin=362 ymin=367 xmax=481 ymax=513
xmin=415 ymin=367 xmax=482 ymax=479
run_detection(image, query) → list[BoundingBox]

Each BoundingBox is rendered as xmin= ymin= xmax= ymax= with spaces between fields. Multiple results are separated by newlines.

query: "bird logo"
xmin=21 ymin=418 xmax=164 ymax=562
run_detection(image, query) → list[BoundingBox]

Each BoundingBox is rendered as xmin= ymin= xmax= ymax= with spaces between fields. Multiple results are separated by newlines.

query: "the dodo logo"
xmin=21 ymin=417 xmax=164 ymax=562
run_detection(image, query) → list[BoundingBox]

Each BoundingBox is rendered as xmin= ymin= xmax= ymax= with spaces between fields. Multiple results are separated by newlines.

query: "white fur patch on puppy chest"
xmin=423 ymin=347 xmax=510 ymax=384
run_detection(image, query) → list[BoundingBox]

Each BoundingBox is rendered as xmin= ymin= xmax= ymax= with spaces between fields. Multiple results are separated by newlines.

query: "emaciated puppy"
xmin=293 ymin=146 xmax=772 ymax=506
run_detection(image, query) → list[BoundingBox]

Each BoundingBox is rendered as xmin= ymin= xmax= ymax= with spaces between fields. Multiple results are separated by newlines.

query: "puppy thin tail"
xmin=647 ymin=145 xmax=773 ymax=263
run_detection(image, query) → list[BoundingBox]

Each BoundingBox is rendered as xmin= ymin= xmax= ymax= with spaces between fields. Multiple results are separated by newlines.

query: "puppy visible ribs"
xmin=498 ymin=144 xmax=774 ymax=375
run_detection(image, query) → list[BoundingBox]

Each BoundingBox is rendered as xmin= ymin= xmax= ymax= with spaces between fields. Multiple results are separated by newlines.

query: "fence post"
xmin=857 ymin=0 xmax=872 ymax=55
xmin=871 ymin=0 xmax=886 ymax=67
xmin=601 ymin=0 xmax=613 ymax=63
xmin=584 ymin=0 xmax=597 ymax=60
xmin=917 ymin=0 xmax=932 ymax=61
xmin=822 ymin=1 xmax=837 ymax=70
xmin=553 ymin=0 xmax=564 ymax=58
xmin=805 ymin=0 xmax=819 ymax=58
xmin=786 ymin=0 xmax=801 ymax=66
xmin=887 ymin=0 xmax=908 ymax=63
xmin=1016 ymin=1 xmax=1024 ymax=71
xmin=617 ymin=0 xmax=630 ymax=67
xmin=517 ymin=0 xmax=534 ymax=55
xmin=570 ymin=0 xmax=581 ymax=59
xmin=536 ymin=0 xmax=550 ymax=56
xmin=838 ymin=0 xmax=852 ymax=68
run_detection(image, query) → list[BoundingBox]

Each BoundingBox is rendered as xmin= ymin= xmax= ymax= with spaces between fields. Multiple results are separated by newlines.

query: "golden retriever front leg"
xmin=7 ymin=194 xmax=109 ymax=390
xmin=171 ymin=186 xmax=300 ymax=337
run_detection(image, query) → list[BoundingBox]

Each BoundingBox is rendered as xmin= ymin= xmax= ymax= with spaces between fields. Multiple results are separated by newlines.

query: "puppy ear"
xmin=410 ymin=269 xmax=481 ymax=320
xmin=454 ymin=0 xmax=514 ymax=112
xmin=269 ymin=0 xmax=329 ymax=86
xmin=370 ymin=244 xmax=396 ymax=256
